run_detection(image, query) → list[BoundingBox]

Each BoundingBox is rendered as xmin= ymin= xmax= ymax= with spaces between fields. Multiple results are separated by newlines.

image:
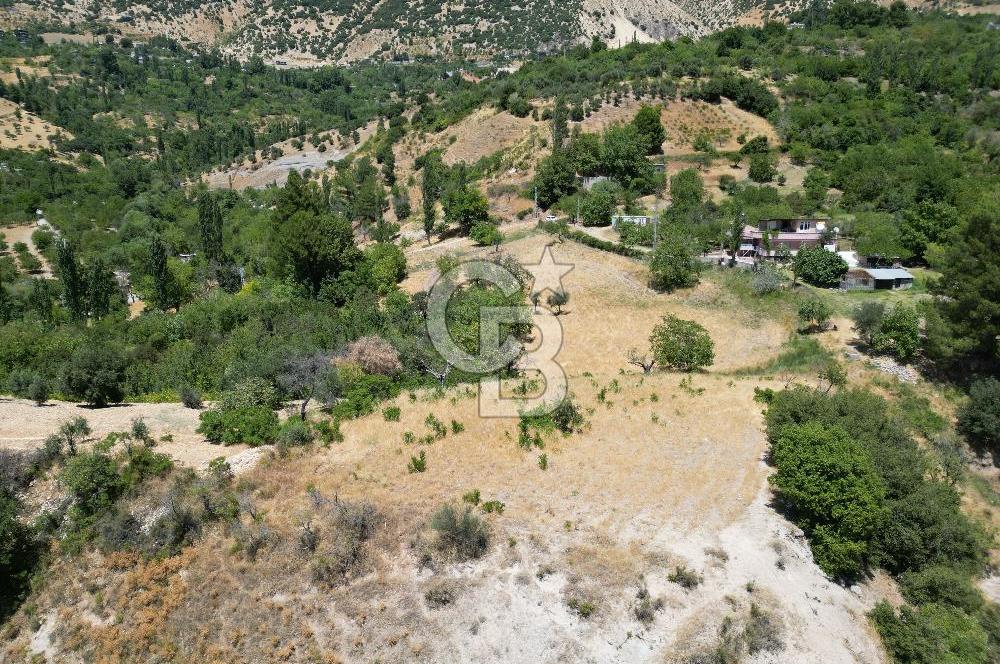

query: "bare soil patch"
xmin=0 ymin=397 xmax=249 ymax=470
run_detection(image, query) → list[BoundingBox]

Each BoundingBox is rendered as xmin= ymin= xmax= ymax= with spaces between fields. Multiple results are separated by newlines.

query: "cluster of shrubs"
xmin=764 ymin=386 xmax=994 ymax=661
xmin=852 ymin=301 xmax=921 ymax=361
xmin=516 ymin=395 xmax=584 ymax=450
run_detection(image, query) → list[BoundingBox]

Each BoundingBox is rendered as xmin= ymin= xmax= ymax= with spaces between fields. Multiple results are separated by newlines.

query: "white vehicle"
xmin=545 ymin=214 xmax=557 ymax=222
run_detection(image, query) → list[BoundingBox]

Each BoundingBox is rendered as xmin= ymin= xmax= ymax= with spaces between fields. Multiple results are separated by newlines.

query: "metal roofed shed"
xmin=840 ymin=267 xmax=914 ymax=291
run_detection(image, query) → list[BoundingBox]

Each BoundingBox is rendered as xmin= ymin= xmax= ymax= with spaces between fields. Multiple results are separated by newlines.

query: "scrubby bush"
xmin=198 ymin=406 xmax=279 ymax=446
xmin=797 ymin=298 xmax=832 ymax=332
xmin=751 ymin=265 xmax=782 ymax=295
xmin=431 ymin=504 xmax=489 ymax=560
xmin=62 ymin=452 xmax=125 ymax=516
xmin=382 ymin=406 xmax=401 ymax=421
xmin=7 ymin=369 xmax=35 ymax=398
xmin=957 ymin=377 xmax=1000 ymax=457
xmin=650 ymin=315 xmax=714 ymax=372
xmin=119 ymin=444 xmax=173 ymax=488
xmin=871 ymin=601 xmax=988 ymax=664
xmin=551 ymin=396 xmax=584 ymax=433
xmin=180 ymin=385 xmax=203 ymax=409
xmin=217 ymin=377 xmax=279 ymax=412
xmin=61 ymin=342 xmax=127 ymax=407
xmin=744 ymin=603 xmax=785 ymax=655
xmin=633 ymin=587 xmax=664 ymax=625
xmin=667 ymin=565 xmax=703 ymax=589
xmin=343 ymin=336 xmax=402 ymax=375
xmin=567 ymin=597 xmax=597 ymax=618
xmin=277 ymin=419 xmax=314 ymax=449
xmin=899 ymin=565 xmax=984 ymax=614
xmin=408 ymin=450 xmax=427 ymax=473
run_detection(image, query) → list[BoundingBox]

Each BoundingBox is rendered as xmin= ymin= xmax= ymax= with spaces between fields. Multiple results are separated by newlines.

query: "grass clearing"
xmin=733 ymin=335 xmax=834 ymax=377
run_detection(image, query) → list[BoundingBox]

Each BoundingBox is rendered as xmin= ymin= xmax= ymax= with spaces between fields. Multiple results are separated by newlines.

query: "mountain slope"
xmin=6 ymin=0 xmax=775 ymax=65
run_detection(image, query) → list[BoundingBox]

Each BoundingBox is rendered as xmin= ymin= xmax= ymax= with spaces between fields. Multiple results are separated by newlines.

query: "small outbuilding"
xmin=611 ymin=214 xmax=651 ymax=228
xmin=840 ymin=267 xmax=914 ymax=291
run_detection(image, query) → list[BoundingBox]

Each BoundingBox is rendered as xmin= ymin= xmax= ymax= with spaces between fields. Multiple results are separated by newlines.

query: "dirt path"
xmin=0 ymin=396 xmax=250 ymax=469
xmin=2 ymin=223 xmax=54 ymax=277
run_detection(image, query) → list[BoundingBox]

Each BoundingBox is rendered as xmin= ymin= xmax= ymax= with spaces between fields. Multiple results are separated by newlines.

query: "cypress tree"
xmin=197 ymin=192 xmax=224 ymax=263
xmin=55 ymin=239 xmax=85 ymax=320
xmin=87 ymin=257 xmax=117 ymax=319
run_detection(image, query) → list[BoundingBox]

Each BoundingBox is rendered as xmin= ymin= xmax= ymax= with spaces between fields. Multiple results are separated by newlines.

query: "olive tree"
xmin=649 ymin=315 xmax=714 ymax=372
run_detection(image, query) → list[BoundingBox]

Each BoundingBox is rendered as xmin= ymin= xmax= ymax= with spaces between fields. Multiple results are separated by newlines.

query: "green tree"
xmin=748 ymin=153 xmax=777 ymax=183
xmin=926 ymin=200 xmax=1000 ymax=371
xmin=470 ymin=223 xmax=502 ymax=248
xmin=270 ymin=210 xmax=361 ymax=296
xmin=551 ymin=96 xmax=569 ymax=152
xmin=364 ymin=242 xmax=407 ymax=295
xmin=61 ymin=342 xmax=127 ymax=407
xmin=899 ymin=565 xmax=984 ymax=615
xmin=87 ymin=257 xmax=118 ymax=319
xmin=649 ymin=229 xmax=700 ymax=292
xmin=798 ymin=298 xmax=832 ymax=332
xmin=851 ymin=301 xmax=886 ymax=345
xmin=421 ymin=154 xmax=444 ymax=242
xmin=957 ymin=378 xmax=1000 ymax=458
xmin=669 ymin=169 xmax=704 ymax=213
xmin=547 ymin=290 xmax=569 ymax=315
xmin=0 ymin=492 xmax=35 ymax=620
xmin=580 ymin=185 xmax=616 ymax=227
xmin=900 ymin=201 xmax=958 ymax=263
xmin=533 ymin=151 xmax=577 ymax=209
xmin=793 ymin=245 xmax=848 ymax=287
xmin=871 ymin=303 xmax=920 ymax=360
xmin=148 ymin=234 xmax=181 ymax=311
xmin=56 ymin=239 xmax=85 ymax=320
xmin=442 ymin=185 xmax=490 ymax=235
xmin=770 ymin=423 xmax=887 ymax=579
xmin=854 ymin=212 xmax=911 ymax=264
xmin=649 ymin=314 xmax=714 ymax=371
xmin=0 ymin=273 xmax=11 ymax=324
xmin=197 ymin=191 xmax=224 ymax=263
xmin=632 ymin=105 xmax=665 ymax=155
xmin=568 ymin=132 xmax=602 ymax=177
xmin=601 ymin=123 xmax=655 ymax=188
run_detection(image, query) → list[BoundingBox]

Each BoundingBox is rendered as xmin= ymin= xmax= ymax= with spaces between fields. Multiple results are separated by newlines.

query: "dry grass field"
xmin=0 ymin=98 xmax=71 ymax=153
xmin=1 ymin=230 xmax=890 ymax=663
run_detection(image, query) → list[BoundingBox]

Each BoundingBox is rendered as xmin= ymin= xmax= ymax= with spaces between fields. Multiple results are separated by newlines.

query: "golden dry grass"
xmin=2 ymin=233 xmax=890 ymax=664
xmin=0 ymin=98 xmax=72 ymax=152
